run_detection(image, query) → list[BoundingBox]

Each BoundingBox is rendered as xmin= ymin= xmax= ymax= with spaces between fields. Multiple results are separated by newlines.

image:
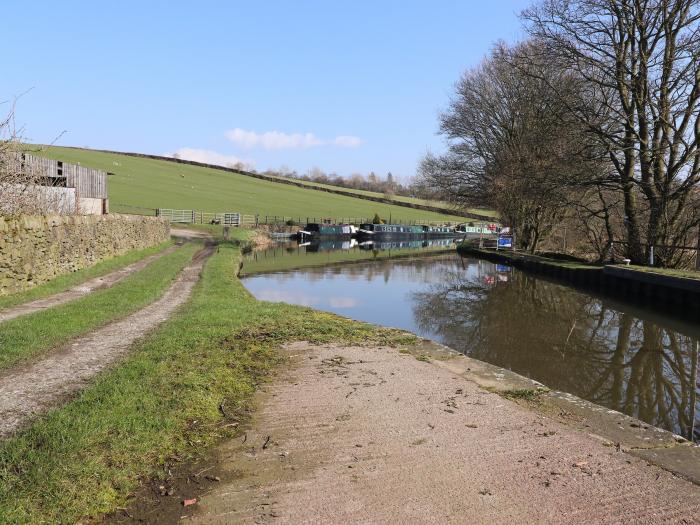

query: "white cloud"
xmin=169 ymin=148 xmax=254 ymax=169
xmin=225 ymin=128 xmax=363 ymax=150
xmin=332 ymin=135 xmax=363 ymax=148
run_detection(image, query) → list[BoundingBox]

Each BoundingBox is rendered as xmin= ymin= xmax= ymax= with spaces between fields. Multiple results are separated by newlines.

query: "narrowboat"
xmin=422 ymin=225 xmax=459 ymax=238
xmin=454 ymin=223 xmax=501 ymax=240
xmin=297 ymin=223 xmax=356 ymax=242
xmin=356 ymin=223 xmax=425 ymax=240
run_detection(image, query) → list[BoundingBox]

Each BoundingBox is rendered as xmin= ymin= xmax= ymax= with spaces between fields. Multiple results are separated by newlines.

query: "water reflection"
xmin=241 ymin=239 xmax=457 ymax=276
xmin=412 ymin=260 xmax=699 ymax=442
xmin=242 ymin=255 xmax=699 ymax=441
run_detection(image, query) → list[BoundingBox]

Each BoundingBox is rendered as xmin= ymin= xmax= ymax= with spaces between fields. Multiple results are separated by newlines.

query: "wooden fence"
xmin=155 ymin=209 xmax=498 ymax=228
xmin=156 ymin=209 xmax=255 ymax=227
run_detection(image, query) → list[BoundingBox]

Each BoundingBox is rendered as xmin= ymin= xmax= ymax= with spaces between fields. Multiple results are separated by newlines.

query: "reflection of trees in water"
xmin=411 ymin=259 xmax=699 ymax=441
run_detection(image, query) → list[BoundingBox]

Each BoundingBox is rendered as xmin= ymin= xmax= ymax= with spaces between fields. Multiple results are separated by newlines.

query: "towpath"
xmin=0 ymin=242 xmax=215 ymax=438
xmin=169 ymin=343 xmax=699 ymax=524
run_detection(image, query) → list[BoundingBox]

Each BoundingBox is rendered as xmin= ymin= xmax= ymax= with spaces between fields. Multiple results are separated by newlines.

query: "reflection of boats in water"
xmin=359 ymin=239 xmax=425 ymax=250
xmin=359 ymin=238 xmax=456 ymax=251
xmin=304 ymin=239 xmax=358 ymax=252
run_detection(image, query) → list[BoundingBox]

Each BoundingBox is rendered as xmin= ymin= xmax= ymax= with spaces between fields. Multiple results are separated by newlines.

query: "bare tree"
xmin=524 ymin=0 xmax=700 ymax=265
xmin=419 ymin=41 xmax=598 ymax=252
xmin=0 ymin=97 xmax=70 ymax=216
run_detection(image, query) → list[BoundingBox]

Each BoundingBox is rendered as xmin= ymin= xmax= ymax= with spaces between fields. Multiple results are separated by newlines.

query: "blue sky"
xmin=3 ymin=1 xmax=530 ymax=181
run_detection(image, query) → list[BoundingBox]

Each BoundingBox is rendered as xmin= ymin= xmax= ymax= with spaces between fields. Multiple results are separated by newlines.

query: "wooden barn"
xmin=15 ymin=153 xmax=109 ymax=215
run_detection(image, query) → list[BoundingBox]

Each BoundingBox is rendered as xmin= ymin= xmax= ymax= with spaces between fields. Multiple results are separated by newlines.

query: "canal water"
xmin=241 ymin=243 xmax=700 ymax=442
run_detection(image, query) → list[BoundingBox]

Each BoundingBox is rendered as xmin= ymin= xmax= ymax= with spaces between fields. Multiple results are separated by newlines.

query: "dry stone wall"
xmin=0 ymin=214 xmax=170 ymax=295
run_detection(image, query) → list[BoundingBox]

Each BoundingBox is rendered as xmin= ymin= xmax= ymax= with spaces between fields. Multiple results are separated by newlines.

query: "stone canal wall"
xmin=0 ymin=214 xmax=170 ymax=295
xmin=457 ymin=244 xmax=700 ymax=319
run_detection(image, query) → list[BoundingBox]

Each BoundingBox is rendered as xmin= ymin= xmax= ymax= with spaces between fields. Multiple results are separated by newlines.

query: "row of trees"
xmin=420 ymin=0 xmax=700 ymax=267
xmin=259 ymin=166 xmax=410 ymax=198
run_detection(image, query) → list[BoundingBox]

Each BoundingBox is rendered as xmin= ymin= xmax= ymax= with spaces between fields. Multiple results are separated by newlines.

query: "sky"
xmin=3 ymin=1 xmax=531 ymax=181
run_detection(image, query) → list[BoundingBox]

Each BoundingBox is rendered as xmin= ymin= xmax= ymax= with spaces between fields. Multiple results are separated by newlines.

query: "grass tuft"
xmin=501 ymin=388 xmax=548 ymax=401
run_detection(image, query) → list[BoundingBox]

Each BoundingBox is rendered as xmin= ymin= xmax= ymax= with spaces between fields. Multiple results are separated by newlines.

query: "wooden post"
xmin=696 ymin=227 xmax=700 ymax=270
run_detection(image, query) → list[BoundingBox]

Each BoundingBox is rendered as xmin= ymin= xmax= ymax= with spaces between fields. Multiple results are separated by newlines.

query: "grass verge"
xmin=0 ymin=240 xmax=174 ymax=311
xmin=0 ymin=241 xmax=416 ymax=524
xmin=0 ymin=243 xmax=199 ymax=371
xmin=625 ymin=264 xmax=700 ymax=281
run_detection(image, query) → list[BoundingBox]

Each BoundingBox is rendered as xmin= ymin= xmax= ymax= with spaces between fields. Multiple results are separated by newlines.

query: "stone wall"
xmin=0 ymin=214 xmax=170 ymax=295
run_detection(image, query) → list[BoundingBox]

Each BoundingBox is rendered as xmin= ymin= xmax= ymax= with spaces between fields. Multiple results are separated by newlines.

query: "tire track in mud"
xmin=0 ymin=244 xmax=181 ymax=324
xmin=0 ymin=243 xmax=215 ymax=438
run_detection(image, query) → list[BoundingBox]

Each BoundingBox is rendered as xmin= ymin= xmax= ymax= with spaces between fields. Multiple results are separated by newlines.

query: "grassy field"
xmin=262 ymin=173 xmax=499 ymax=218
xmin=0 ymin=240 xmax=173 ymax=311
xmin=0 ymin=237 xmax=416 ymax=524
xmin=35 ymin=147 xmax=471 ymax=223
xmin=0 ymin=243 xmax=198 ymax=371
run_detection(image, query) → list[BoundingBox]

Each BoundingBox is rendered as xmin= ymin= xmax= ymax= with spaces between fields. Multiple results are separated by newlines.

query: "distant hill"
xmin=35 ymin=147 xmax=494 ymax=224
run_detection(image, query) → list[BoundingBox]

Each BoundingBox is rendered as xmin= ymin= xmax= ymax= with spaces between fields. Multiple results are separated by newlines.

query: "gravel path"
xmin=0 ymin=245 xmax=181 ymax=324
xmin=185 ymin=343 xmax=700 ymax=524
xmin=0 ymin=244 xmax=215 ymax=438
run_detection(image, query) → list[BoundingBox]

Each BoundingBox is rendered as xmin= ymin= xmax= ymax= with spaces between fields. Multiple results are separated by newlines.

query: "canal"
xmin=241 ymin=242 xmax=700 ymax=442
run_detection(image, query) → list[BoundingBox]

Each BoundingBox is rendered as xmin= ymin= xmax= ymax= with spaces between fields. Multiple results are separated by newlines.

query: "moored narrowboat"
xmin=356 ymin=223 xmax=425 ymax=240
xmin=422 ymin=225 xmax=459 ymax=238
xmin=297 ymin=223 xmax=356 ymax=242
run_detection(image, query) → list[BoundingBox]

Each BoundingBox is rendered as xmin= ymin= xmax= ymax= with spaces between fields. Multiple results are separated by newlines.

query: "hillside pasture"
xmin=36 ymin=147 xmax=475 ymax=223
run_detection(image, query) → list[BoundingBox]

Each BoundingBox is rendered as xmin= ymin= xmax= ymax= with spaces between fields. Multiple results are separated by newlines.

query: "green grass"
xmin=0 ymin=243 xmax=417 ymax=524
xmin=262 ymin=173 xmax=498 ymax=217
xmin=0 ymin=243 xmax=199 ymax=371
xmin=0 ymin=241 xmax=174 ymax=311
xmin=502 ymin=388 xmax=548 ymax=401
xmin=624 ymin=264 xmax=700 ymax=280
xmin=241 ymin=244 xmax=455 ymax=275
xmin=34 ymin=146 xmax=470 ymax=223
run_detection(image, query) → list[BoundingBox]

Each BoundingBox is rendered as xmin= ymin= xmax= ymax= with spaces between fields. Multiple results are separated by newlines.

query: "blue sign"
xmin=497 ymin=236 xmax=513 ymax=248
xmin=496 ymin=264 xmax=511 ymax=272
